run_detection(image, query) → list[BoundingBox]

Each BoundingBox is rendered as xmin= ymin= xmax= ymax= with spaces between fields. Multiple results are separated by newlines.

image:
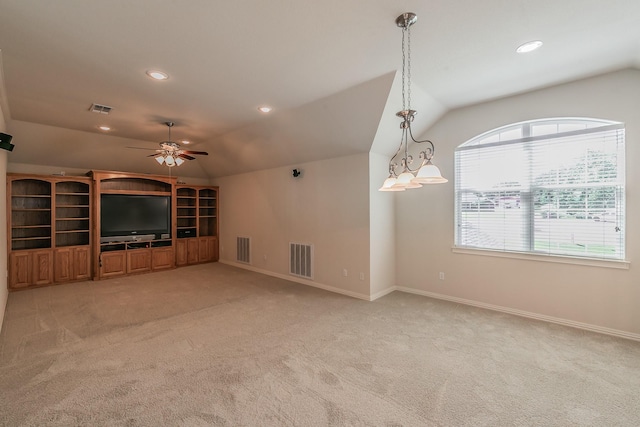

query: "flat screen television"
xmin=100 ymin=194 xmax=171 ymax=241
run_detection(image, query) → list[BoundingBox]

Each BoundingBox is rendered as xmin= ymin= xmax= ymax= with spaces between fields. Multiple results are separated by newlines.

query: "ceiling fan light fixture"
xmin=258 ymin=106 xmax=272 ymax=113
xmin=146 ymin=121 xmax=209 ymax=168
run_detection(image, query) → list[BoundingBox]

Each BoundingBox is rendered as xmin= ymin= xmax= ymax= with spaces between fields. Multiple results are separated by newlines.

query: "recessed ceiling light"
xmin=98 ymin=125 xmax=111 ymax=131
xmin=181 ymin=140 xmax=191 ymax=145
xmin=258 ymin=106 xmax=272 ymax=113
xmin=146 ymin=70 xmax=169 ymax=80
xmin=516 ymin=40 xmax=543 ymax=53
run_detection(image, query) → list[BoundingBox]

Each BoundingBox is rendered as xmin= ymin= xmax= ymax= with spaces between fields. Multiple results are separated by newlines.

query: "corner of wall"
xmin=369 ymin=152 xmax=396 ymax=297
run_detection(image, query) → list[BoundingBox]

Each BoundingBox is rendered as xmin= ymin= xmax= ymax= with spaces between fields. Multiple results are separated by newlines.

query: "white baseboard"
xmin=219 ymin=260 xmax=371 ymax=301
xmin=369 ymin=286 xmax=396 ymax=301
xmin=395 ymin=286 xmax=640 ymax=342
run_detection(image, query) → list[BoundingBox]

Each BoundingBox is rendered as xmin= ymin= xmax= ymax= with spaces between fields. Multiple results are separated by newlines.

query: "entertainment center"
xmin=7 ymin=170 xmax=218 ymax=290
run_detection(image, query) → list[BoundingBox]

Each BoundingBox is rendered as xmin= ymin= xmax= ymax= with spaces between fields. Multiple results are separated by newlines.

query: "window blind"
xmin=455 ymin=120 xmax=625 ymax=260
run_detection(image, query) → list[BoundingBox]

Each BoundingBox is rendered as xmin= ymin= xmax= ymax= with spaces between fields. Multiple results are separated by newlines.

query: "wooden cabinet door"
xmin=152 ymin=247 xmax=174 ymax=270
xmin=9 ymin=252 xmax=31 ymax=289
xmin=197 ymin=237 xmax=218 ymax=263
xmin=176 ymin=240 xmax=188 ymax=266
xmin=74 ymin=246 xmax=91 ymax=280
xmin=208 ymin=237 xmax=218 ymax=261
xmin=187 ymin=238 xmax=199 ymax=264
xmin=101 ymin=251 xmax=126 ymax=278
xmin=32 ymin=250 xmax=53 ymax=286
xmin=127 ymin=249 xmax=151 ymax=274
xmin=198 ymin=237 xmax=210 ymax=262
xmin=54 ymin=246 xmax=91 ymax=283
xmin=54 ymin=248 xmax=73 ymax=282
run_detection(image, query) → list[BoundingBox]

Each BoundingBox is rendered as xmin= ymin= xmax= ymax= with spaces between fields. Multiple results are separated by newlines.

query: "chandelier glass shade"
xmin=154 ymin=151 xmax=185 ymax=167
xmin=379 ymin=13 xmax=447 ymax=192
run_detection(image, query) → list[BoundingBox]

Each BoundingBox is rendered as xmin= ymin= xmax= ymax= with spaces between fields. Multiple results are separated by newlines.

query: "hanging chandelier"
xmin=379 ymin=13 xmax=447 ymax=192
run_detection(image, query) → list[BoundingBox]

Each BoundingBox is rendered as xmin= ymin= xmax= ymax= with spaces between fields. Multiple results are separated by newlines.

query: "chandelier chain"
xmin=401 ymin=27 xmax=406 ymax=111
xmin=407 ymin=23 xmax=411 ymax=111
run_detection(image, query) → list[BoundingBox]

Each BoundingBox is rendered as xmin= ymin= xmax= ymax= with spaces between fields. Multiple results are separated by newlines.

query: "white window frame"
xmin=454 ymin=118 xmax=626 ymax=266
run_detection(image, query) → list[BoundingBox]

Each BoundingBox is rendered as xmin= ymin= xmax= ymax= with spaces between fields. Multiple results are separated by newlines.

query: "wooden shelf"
xmin=175 ymin=186 xmax=218 ymax=266
xmin=7 ymin=175 xmax=94 ymax=289
xmin=12 ymin=236 xmax=51 ymax=241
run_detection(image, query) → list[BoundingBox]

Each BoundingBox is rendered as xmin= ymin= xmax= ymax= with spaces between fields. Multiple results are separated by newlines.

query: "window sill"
xmin=452 ymin=247 xmax=630 ymax=270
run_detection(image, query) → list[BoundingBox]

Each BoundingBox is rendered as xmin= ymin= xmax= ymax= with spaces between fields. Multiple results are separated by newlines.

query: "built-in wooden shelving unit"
xmin=7 ymin=171 xmax=220 ymax=290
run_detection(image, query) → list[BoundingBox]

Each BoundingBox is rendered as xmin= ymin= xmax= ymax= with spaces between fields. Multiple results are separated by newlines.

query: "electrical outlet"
xmin=439 ymin=272 xmax=445 ymax=280
xmin=263 ymin=254 xmax=267 ymax=261
xmin=343 ymin=269 xmax=348 ymax=277
xmin=359 ymin=272 xmax=365 ymax=281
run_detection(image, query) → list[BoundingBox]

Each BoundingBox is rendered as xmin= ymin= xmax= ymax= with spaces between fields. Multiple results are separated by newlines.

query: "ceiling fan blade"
xmin=178 ymin=154 xmax=196 ymax=160
xmin=127 ymin=146 xmax=157 ymax=151
xmin=146 ymin=153 xmax=161 ymax=157
xmin=181 ymin=150 xmax=209 ymax=156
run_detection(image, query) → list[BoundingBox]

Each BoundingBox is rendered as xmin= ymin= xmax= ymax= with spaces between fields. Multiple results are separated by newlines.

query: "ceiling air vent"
xmin=89 ymin=103 xmax=113 ymax=114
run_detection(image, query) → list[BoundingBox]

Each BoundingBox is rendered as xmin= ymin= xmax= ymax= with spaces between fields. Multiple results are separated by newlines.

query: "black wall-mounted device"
xmin=0 ymin=132 xmax=14 ymax=152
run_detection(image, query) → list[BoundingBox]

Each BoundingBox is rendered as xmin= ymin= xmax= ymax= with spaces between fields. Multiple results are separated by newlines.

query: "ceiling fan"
xmin=139 ymin=121 xmax=208 ymax=167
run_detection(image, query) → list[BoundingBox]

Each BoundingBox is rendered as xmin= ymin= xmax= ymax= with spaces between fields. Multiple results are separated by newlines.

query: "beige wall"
xmin=0 ymin=99 xmax=8 ymax=332
xmin=396 ymin=69 xmax=640 ymax=336
xmin=214 ymin=153 xmax=371 ymax=299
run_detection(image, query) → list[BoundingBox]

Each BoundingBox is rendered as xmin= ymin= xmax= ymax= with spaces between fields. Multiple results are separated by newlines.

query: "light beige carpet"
xmin=1 ymin=263 xmax=639 ymax=426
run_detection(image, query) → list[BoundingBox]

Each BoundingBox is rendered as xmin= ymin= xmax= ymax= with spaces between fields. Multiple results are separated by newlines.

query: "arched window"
xmin=455 ymin=118 xmax=625 ymax=260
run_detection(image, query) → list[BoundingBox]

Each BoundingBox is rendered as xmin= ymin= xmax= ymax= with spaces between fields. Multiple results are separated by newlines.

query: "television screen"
xmin=100 ymin=194 xmax=171 ymax=238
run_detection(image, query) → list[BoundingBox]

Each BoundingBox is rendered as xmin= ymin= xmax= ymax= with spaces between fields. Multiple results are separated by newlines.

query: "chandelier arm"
xmin=388 ymin=129 xmax=407 ymax=176
xmin=408 ymin=125 xmax=435 ymax=159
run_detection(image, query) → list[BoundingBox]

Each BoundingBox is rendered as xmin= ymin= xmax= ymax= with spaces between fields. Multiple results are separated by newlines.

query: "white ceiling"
xmin=1 ymin=0 xmax=639 ymax=178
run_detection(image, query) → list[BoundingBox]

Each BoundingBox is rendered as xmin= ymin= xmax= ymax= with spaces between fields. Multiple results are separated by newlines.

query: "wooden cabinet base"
xmin=54 ymin=246 xmax=91 ymax=283
xmin=98 ymin=247 xmax=175 ymax=279
xmin=9 ymin=249 xmax=54 ymax=290
xmin=176 ymin=237 xmax=218 ymax=267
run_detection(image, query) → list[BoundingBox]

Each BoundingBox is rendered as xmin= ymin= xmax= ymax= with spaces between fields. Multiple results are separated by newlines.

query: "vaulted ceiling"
xmin=1 ymin=1 xmax=639 ymax=179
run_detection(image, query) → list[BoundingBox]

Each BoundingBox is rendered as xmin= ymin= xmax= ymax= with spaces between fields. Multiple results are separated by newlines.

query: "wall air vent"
xmin=237 ymin=237 xmax=251 ymax=264
xmin=89 ymin=103 xmax=113 ymax=114
xmin=289 ymin=242 xmax=313 ymax=279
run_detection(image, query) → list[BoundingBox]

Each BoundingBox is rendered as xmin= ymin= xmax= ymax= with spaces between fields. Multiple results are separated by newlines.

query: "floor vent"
xmin=237 ymin=237 xmax=251 ymax=264
xmin=89 ymin=103 xmax=113 ymax=114
xmin=289 ymin=242 xmax=313 ymax=279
